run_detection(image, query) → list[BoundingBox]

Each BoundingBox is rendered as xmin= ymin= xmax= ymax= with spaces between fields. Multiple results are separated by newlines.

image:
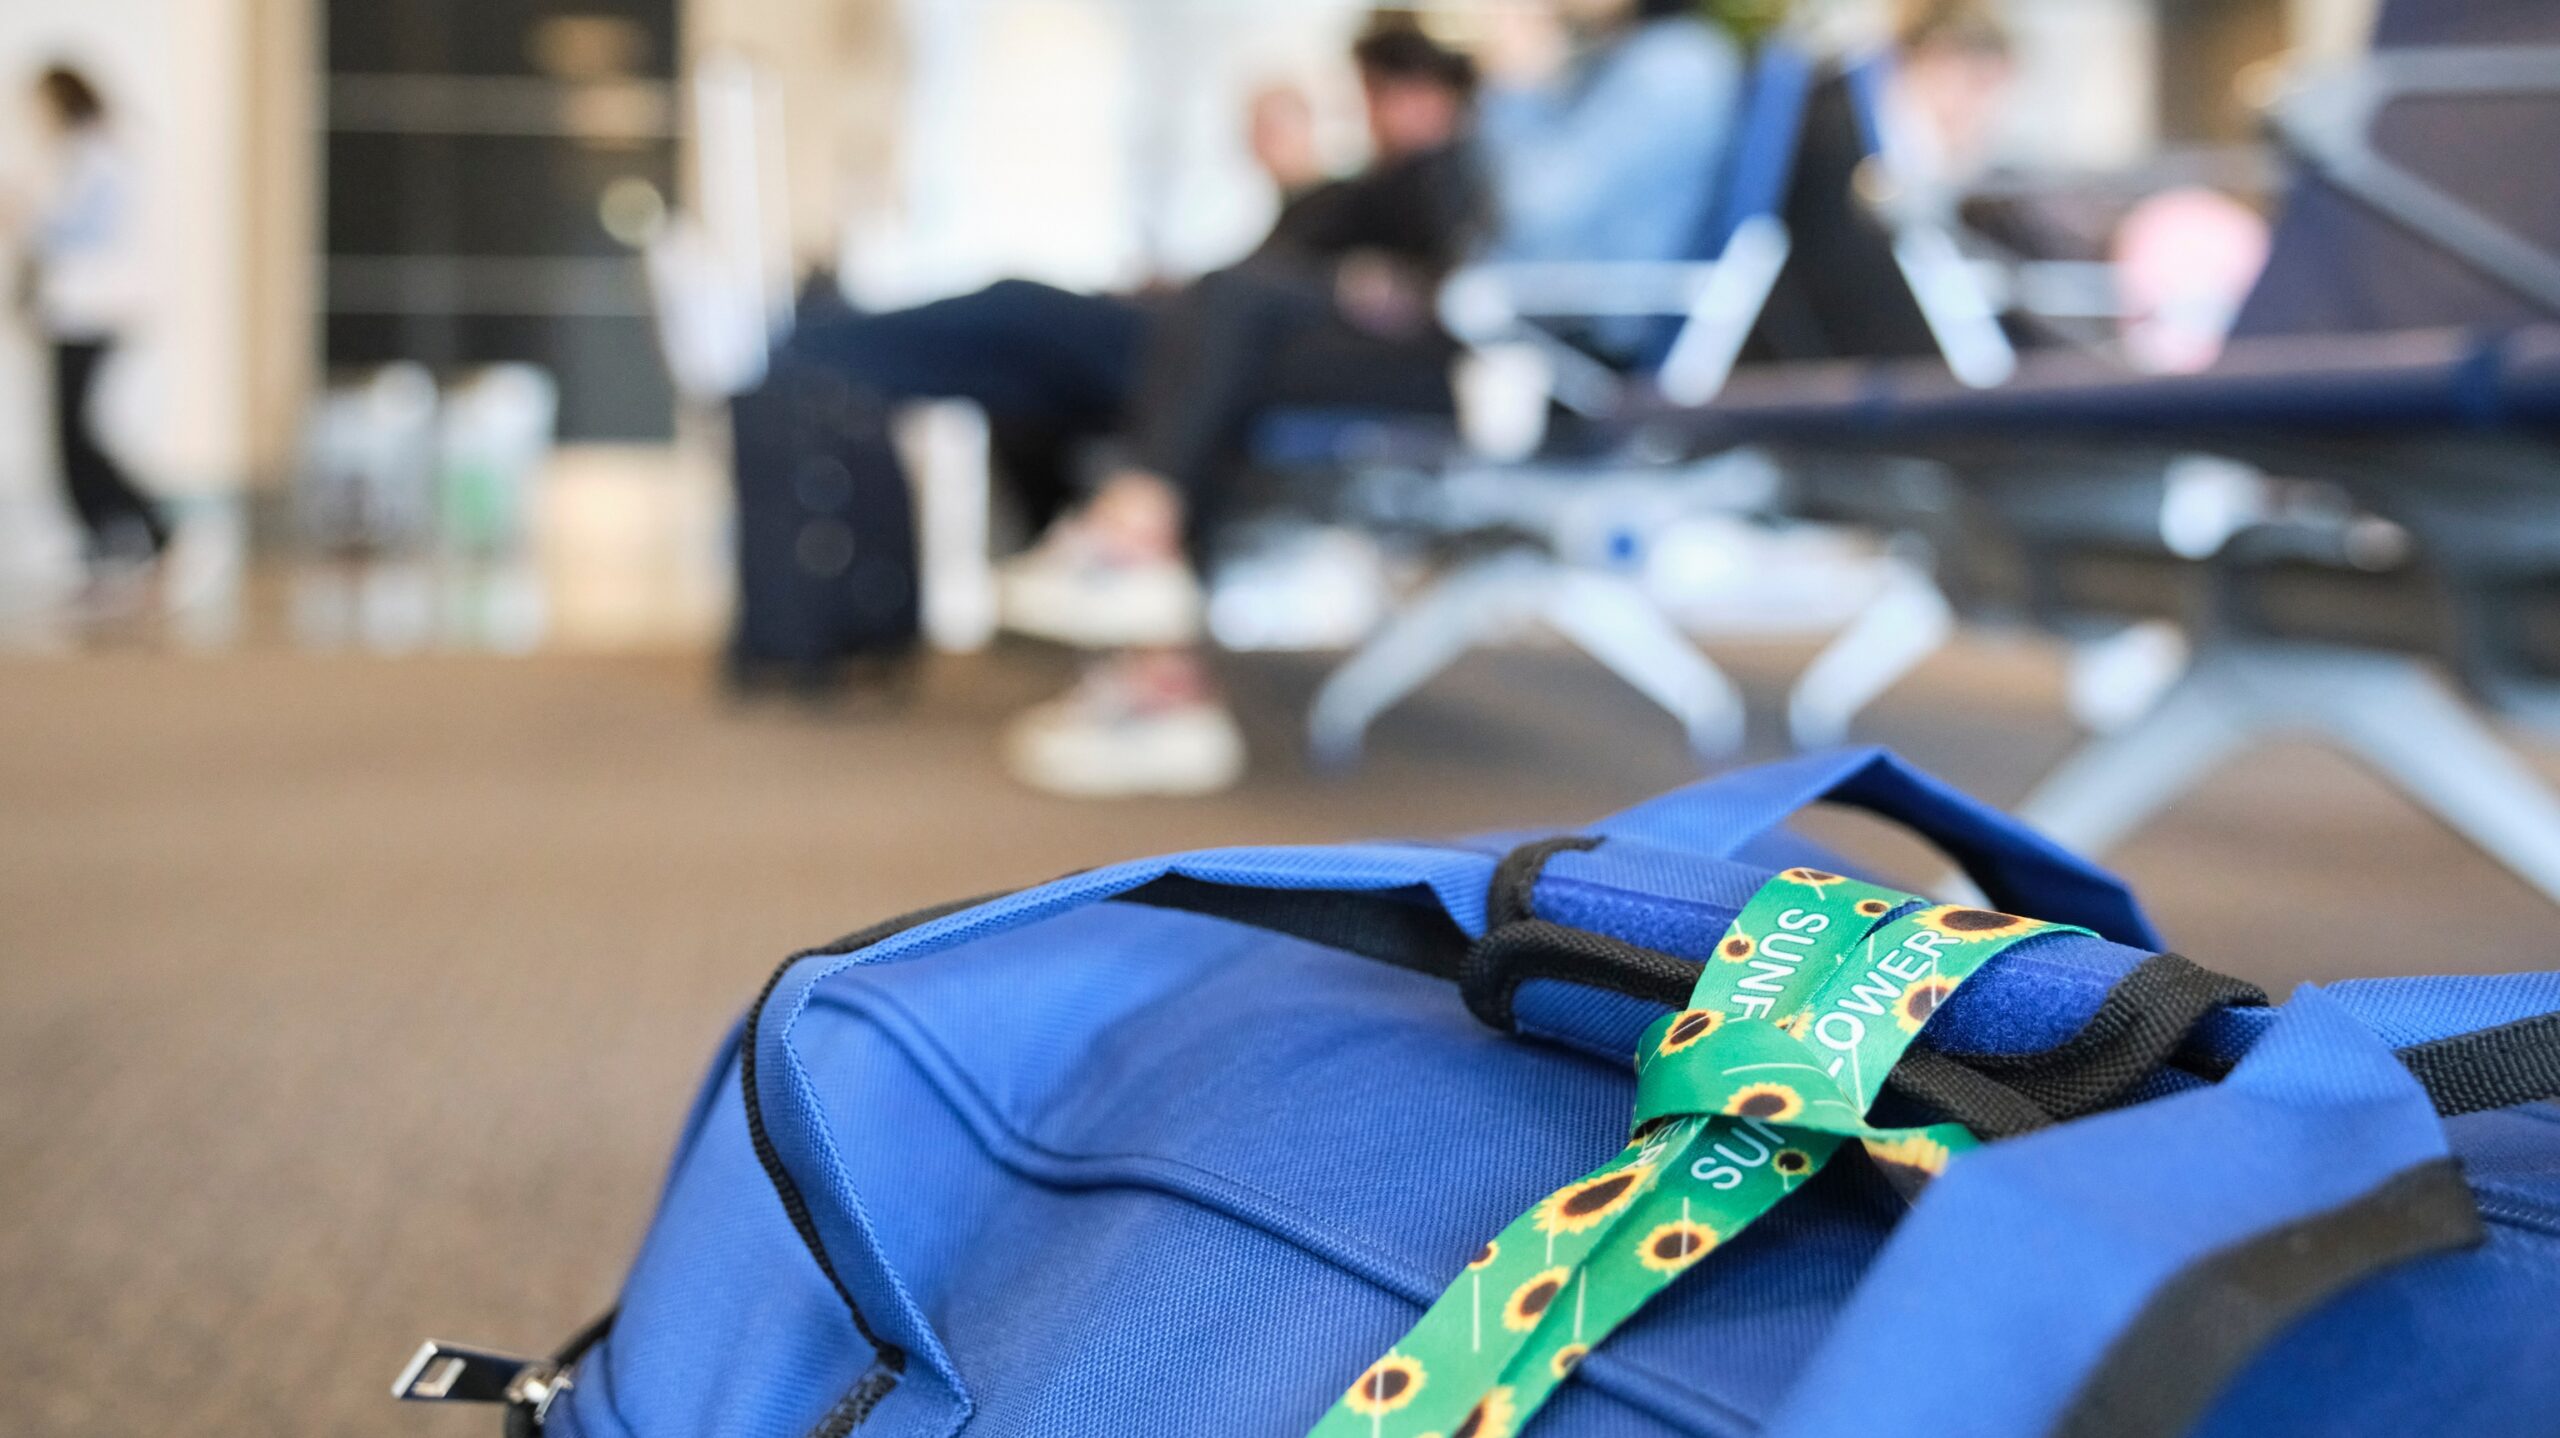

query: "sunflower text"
xmin=1686 ymin=1119 xmax=1792 ymax=1189
xmin=1732 ymin=907 xmax=1832 ymax=1019
xmin=1811 ymin=929 xmax=1952 ymax=1073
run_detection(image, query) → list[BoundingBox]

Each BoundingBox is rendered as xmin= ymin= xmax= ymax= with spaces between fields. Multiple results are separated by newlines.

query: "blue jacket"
xmin=1479 ymin=19 xmax=1744 ymax=269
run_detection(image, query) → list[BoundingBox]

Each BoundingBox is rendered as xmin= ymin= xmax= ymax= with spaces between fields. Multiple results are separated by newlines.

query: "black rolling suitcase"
xmin=725 ymin=345 xmax=920 ymax=695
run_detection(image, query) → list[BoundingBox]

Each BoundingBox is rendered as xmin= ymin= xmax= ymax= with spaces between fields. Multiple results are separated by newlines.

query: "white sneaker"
xmin=1002 ymin=675 xmax=1246 ymax=798
xmin=997 ymin=536 xmax=1202 ymax=649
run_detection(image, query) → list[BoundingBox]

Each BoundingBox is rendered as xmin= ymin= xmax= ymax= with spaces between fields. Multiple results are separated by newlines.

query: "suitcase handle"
xmin=1592 ymin=747 xmax=2162 ymax=949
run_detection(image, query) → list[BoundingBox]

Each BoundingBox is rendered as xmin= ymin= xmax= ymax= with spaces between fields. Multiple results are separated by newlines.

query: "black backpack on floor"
xmin=725 ymin=334 xmax=920 ymax=695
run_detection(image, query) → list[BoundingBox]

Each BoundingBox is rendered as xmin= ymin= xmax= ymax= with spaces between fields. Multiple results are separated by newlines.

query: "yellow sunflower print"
xmin=1915 ymin=905 xmax=2042 ymax=942
xmin=1550 ymin=1343 xmax=1590 ymax=1377
xmin=1894 ymin=975 xmax=1959 ymax=1033
xmin=1534 ymin=1164 xmax=1653 ymax=1237
xmin=1778 ymin=867 xmax=1844 ymax=890
xmin=1716 ymin=930 xmax=1758 ymax=963
xmin=1854 ymin=897 xmax=1893 ymax=918
xmin=1724 ymin=1081 xmax=1806 ymax=1122
xmin=1452 ymin=1386 xmax=1519 ymax=1438
xmin=1656 ymin=1007 xmax=1726 ymax=1056
xmin=1502 ymin=1270 xmax=1571 ymax=1332
xmin=1344 ymin=1353 xmax=1425 ymax=1416
xmin=1864 ymin=1132 xmax=1953 ymax=1190
xmin=1774 ymin=1008 xmax=1813 ymax=1039
xmin=1637 ymin=1217 xmax=1720 ymax=1273
xmin=1466 ymin=1239 xmax=1500 ymax=1271
xmin=1771 ymin=1147 xmax=1814 ymax=1179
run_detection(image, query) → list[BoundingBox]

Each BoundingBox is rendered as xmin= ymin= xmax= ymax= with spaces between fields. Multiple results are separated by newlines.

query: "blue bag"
xmin=397 ymin=749 xmax=2560 ymax=1437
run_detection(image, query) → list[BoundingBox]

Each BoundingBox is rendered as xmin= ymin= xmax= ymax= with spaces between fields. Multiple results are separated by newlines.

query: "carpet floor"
xmin=5 ymin=638 xmax=2553 ymax=1436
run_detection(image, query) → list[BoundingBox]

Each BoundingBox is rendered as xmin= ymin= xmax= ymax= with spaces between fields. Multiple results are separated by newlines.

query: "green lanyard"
xmin=1310 ymin=869 xmax=2085 ymax=1438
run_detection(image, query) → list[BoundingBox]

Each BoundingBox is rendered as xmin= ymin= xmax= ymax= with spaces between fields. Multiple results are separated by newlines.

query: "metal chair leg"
xmin=1786 ymin=563 xmax=1954 ymax=749
xmin=1308 ymin=549 xmax=1746 ymax=768
xmin=2313 ymin=652 xmax=2560 ymax=906
xmin=2012 ymin=651 xmax=2258 ymax=858
xmin=2018 ymin=640 xmax=2560 ymax=907
xmin=1542 ymin=568 xmax=1746 ymax=760
xmin=1308 ymin=551 xmax=1549 ymax=768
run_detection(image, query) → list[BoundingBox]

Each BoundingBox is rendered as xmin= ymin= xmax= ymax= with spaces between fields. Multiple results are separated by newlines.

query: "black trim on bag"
xmin=805 ymin=1359 xmax=905 ymax=1438
xmin=1460 ymin=917 xmax=1696 ymax=1032
xmin=503 ymin=1309 xmax=620 ymax=1438
xmin=1118 ymin=875 xmax=1471 ymax=979
xmin=1486 ymin=834 xmax=1603 ymax=928
xmin=1880 ymin=1047 xmax=2061 ymax=1139
xmin=2049 ymin=1158 xmax=2486 ymax=1438
xmin=2394 ymin=1011 xmax=2560 ymax=1117
xmin=738 ymin=894 xmax=1002 ymax=1395
xmin=2185 ymin=1010 xmax=2560 ymax=1121
xmin=1896 ymin=953 xmax=2268 ymax=1139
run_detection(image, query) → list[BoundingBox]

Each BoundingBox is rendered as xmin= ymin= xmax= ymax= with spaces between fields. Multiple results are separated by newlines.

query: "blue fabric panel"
xmin=2201 ymin=1105 xmax=2560 ymax=1436
xmin=1759 ymin=986 xmax=2463 ymax=1438
xmin=2233 ymin=180 xmax=2555 ymax=339
xmin=747 ymin=842 xmax=1506 ymax=1431
xmin=572 ymin=1046 xmax=894 ymax=1438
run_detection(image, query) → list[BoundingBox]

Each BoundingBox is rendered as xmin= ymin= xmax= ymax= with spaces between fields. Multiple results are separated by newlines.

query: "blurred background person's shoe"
xmin=1001 ymin=651 xmax=1244 ymax=797
xmin=996 ymin=525 xmax=1203 ymax=649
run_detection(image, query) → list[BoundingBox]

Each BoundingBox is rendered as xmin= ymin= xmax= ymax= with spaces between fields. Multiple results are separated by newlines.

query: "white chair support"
xmin=2015 ymin=639 xmax=2560 ymax=906
xmin=1784 ymin=558 xmax=1955 ymax=749
xmin=1308 ymin=547 xmax=1746 ymax=768
xmin=893 ymin=399 xmax=997 ymax=653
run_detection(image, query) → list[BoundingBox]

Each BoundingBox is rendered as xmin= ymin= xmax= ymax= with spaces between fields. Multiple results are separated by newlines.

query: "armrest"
xmin=1440 ymin=261 xmax=1738 ymax=330
xmin=1439 ymin=215 xmax=1795 ymax=410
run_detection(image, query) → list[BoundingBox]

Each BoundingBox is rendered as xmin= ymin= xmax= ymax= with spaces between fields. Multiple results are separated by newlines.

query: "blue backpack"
xmin=398 ymin=749 xmax=2560 ymax=1437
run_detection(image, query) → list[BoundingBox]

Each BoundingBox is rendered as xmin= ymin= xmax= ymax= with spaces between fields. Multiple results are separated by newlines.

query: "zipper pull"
xmin=392 ymin=1340 xmax=571 ymax=1422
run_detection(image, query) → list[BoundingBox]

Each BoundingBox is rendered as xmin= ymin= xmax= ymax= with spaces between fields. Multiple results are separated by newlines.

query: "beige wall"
xmin=686 ymin=0 xmax=906 ymax=272
xmin=241 ymin=0 xmax=316 ymax=492
xmin=2289 ymin=0 xmax=2381 ymax=61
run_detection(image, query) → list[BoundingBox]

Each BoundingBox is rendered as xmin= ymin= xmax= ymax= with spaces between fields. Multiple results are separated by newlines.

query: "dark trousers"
xmin=782 ymin=271 xmax=1456 ymax=556
xmin=52 ymin=340 xmax=165 ymax=561
xmin=1131 ymin=265 xmax=1455 ymax=558
xmin=782 ymin=279 xmax=1148 ymax=534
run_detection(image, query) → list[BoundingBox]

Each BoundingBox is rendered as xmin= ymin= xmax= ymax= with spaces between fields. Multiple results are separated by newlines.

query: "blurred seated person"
xmin=780 ymin=26 xmax=1484 ymax=554
xmin=1752 ymin=0 xmax=2017 ymax=363
xmin=1003 ymin=1 xmax=1746 ymax=797
xmin=978 ymin=77 xmax=1347 ymax=537
xmin=1247 ymin=80 xmax=1329 ymax=204
xmin=1475 ymin=0 xmax=1745 ymax=359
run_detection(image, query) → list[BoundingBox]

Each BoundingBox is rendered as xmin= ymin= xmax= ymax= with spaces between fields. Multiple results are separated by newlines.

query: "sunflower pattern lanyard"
xmin=1310 ymin=869 xmax=2087 ymax=1438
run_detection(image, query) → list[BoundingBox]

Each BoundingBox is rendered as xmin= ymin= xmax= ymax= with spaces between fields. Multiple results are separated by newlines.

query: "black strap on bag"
xmin=1117 ymin=837 xmax=2560 ymax=1126
xmin=1436 ymin=836 xmax=2558 ymax=1131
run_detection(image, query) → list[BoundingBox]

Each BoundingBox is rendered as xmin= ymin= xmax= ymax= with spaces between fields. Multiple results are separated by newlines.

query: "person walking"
xmin=19 ymin=64 xmax=165 ymax=575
